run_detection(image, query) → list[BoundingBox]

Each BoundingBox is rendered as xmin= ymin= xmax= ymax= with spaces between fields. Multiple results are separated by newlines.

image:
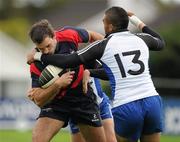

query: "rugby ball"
xmin=39 ymin=65 xmax=66 ymax=88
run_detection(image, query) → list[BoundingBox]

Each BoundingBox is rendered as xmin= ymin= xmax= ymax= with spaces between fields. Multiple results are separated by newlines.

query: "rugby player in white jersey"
xmin=29 ymin=6 xmax=165 ymax=142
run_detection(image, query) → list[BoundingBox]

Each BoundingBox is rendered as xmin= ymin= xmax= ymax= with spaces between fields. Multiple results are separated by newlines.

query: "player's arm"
xmin=82 ymin=68 xmax=108 ymax=94
xmin=32 ymin=39 xmax=107 ymax=69
xmin=128 ymin=12 xmax=165 ymax=51
xmin=28 ymin=71 xmax=74 ymax=107
xmin=28 ymin=71 xmax=59 ymax=107
xmin=87 ymin=30 xmax=104 ymax=42
xmin=26 ymin=28 xmax=104 ymax=65
xmin=71 ymin=26 xmax=104 ymax=42
xmin=28 ymin=82 xmax=60 ymax=107
xmin=88 ymin=68 xmax=109 ymax=80
xmin=63 ymin=26 xmax=104 ymax=44
xmin=84 ymin=59 xmax=109 ymax=80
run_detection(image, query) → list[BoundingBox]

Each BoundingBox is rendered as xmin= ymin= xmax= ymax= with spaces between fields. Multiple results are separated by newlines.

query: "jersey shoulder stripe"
xmin=63 ymin=26 xmax=89 ymax=43
xmin=55 ymin=26 xmax=89 ymax=46
xmin=77 ymin=40 xmax=103 ymax=55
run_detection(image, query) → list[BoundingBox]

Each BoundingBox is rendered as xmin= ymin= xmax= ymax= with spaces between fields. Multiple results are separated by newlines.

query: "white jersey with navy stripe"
xmin=40 ymin=27 xmax=165 ymax=109
xmin=100 ymin=31 xmax=158 ymax=108
xmin=89 ymin=77 xmax=104 ymax=104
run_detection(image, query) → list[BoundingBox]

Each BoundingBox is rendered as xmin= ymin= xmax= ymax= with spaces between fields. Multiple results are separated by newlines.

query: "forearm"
xmin=129 ymin=15 xmax=162 ymax=39
xmin=34 ymin=40 xmax=104 ymax=68
xmin=89 ymin=68 xmax=109 ymax=80
xmin=142 ymin=26 xmax=163 ymax=40
xmin=33 ymin=83 xmax=60 ymax=107
xmin=129 ymin=14 xmax=165 ymax=51
xmin=141 ymin=26 xmax=165 ymax=51
xmin=88 ymin=31 xmax=104 ymax=42
xmin=40 ymin=53 xmax=82 ymax=68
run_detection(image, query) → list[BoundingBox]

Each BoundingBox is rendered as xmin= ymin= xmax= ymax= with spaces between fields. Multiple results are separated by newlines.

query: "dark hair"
xmin=105 ymin=6 xmax=129 ymax=30
xmin=29 ymin=19 xmax=54 ymax=44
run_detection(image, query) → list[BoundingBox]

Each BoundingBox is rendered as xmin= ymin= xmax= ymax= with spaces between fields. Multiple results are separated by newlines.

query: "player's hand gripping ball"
xmin=39 ymin=65 xmax=66 ymax=88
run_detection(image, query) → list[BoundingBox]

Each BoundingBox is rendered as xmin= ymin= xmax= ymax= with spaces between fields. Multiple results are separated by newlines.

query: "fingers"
xmin=61 ymin=71 xmax=74 ymax=81
xmin=26 ymin=48 xmax=37 ymax=65
xmin=27 ymin=88 xmax=35 ymax=101
xmin=26 ymin=54 xmax=34 ymax=65
xmin=26 ymin=59 xmax=33 ymax=65
xmin=129 ymin=15 xmax=145 ymax=30
xmin=27 ymin=88 xmax=40 ymax=101
xmin=82 ymin=70 xmax=90 ymax=94
xmin=55 ymin=71 xmax=75 ymax=88
xmin=127 ymin=10 xmax=146 ymax=30
xmin=82 ymin=74 xmax=89 ymax=94
xmin=127 ymin=11 xmax=134 ymax=17
xmin=69 ymin=71 xmax=75 ymax=75
xmin=66 ymin=71 xmax=74 ymax=84
xmin=83 ymin=81 xmax=88 ymax=94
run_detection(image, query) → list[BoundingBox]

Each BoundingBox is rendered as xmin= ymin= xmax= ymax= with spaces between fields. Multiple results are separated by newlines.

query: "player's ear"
xmin=109 ymin=24 xmax=114 ymax=32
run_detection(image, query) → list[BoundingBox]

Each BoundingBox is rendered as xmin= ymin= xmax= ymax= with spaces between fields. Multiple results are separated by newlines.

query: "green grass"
xmin=0 ymin=130 xmax=71 ymax=142
xmin=0 ymin=130 xmax=180 ymax=142
xmin=160 ymin=135 xmax=180 ymax=142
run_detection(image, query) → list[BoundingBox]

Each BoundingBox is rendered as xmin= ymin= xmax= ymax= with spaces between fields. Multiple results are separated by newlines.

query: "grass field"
xmin=0 ymin=130 xmax=180 ymax=142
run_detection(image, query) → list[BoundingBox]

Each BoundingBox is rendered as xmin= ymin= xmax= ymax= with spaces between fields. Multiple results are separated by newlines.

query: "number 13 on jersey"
xmin=114 ymin=50 xmax=145 ymax=78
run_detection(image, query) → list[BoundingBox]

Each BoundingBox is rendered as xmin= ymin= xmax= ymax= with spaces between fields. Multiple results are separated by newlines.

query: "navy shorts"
xmin=69 ymin=96 xmax=113 ymax=134
xmin=38 ymin=86 xmax=102 ymax=128
xmin=112 ymin=95 xmax=163 ymax=141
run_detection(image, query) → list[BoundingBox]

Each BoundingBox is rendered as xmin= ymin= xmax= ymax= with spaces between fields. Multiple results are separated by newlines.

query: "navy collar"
xmin=105 ymin=29 xmax=128 ymax=38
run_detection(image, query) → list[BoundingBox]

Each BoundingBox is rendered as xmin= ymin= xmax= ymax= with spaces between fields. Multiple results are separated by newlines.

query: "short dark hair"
xmin=105 ymin=6 xmax=129 ymax=30
xmin=29 ymin=19 xmax=54 ymax=44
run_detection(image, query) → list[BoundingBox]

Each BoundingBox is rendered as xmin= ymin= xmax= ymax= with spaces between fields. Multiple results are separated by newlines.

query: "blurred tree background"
xmin=0 ymin=0 xmax=68 ymax=44
xmin=149 ymin=1 xmax=180 ymax=79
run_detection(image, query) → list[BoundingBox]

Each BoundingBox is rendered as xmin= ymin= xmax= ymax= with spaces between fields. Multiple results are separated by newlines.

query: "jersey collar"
xmin=105 ymin=29 xmax=129 ymax=38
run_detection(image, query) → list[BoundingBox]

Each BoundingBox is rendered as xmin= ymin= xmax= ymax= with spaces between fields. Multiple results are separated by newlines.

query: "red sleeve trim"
xmin=71 ymin=65 xmax=84 ymax=88
xmin=30 ymin=63 xmax=41 ymax=76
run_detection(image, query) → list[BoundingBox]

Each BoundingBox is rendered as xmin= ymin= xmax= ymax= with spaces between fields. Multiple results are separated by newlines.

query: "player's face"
xmin=36 ymin=36 xmax=57 ymax=54
xmin=103 ymin=14 xmax=113 ymax=35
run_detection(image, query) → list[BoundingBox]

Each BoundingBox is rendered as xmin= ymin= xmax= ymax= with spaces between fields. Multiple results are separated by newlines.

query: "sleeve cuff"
xmin=34 ymin=52 xmax=42 ymax=61
xmin=129 ymin=15 xmax=143 ymax=28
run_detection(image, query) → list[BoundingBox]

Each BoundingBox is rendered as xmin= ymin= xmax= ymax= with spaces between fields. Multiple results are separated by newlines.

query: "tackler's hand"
xmin=82 ymin=69 xmax=91 ymax=94
xmin=26 ymin=48 xmax=37 ymax=65
xmin=128 ymin=11 xmax=146 ymax=30
xmin=127 ymin=11 xmax=134 ymax=17
xmin=27 ymin=88 xmax=41 ymax=103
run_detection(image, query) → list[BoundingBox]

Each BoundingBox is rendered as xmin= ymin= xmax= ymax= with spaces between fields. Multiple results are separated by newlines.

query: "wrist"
xmin=54 ymin=79 xmax=63 ymax=89
xmin=129 ymin=15 xmax=144 ymax=29
xmin=138 ymin=23 xmax=146 ymax=30
xmin=34 ymin=52 xmax=42 ymax=61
